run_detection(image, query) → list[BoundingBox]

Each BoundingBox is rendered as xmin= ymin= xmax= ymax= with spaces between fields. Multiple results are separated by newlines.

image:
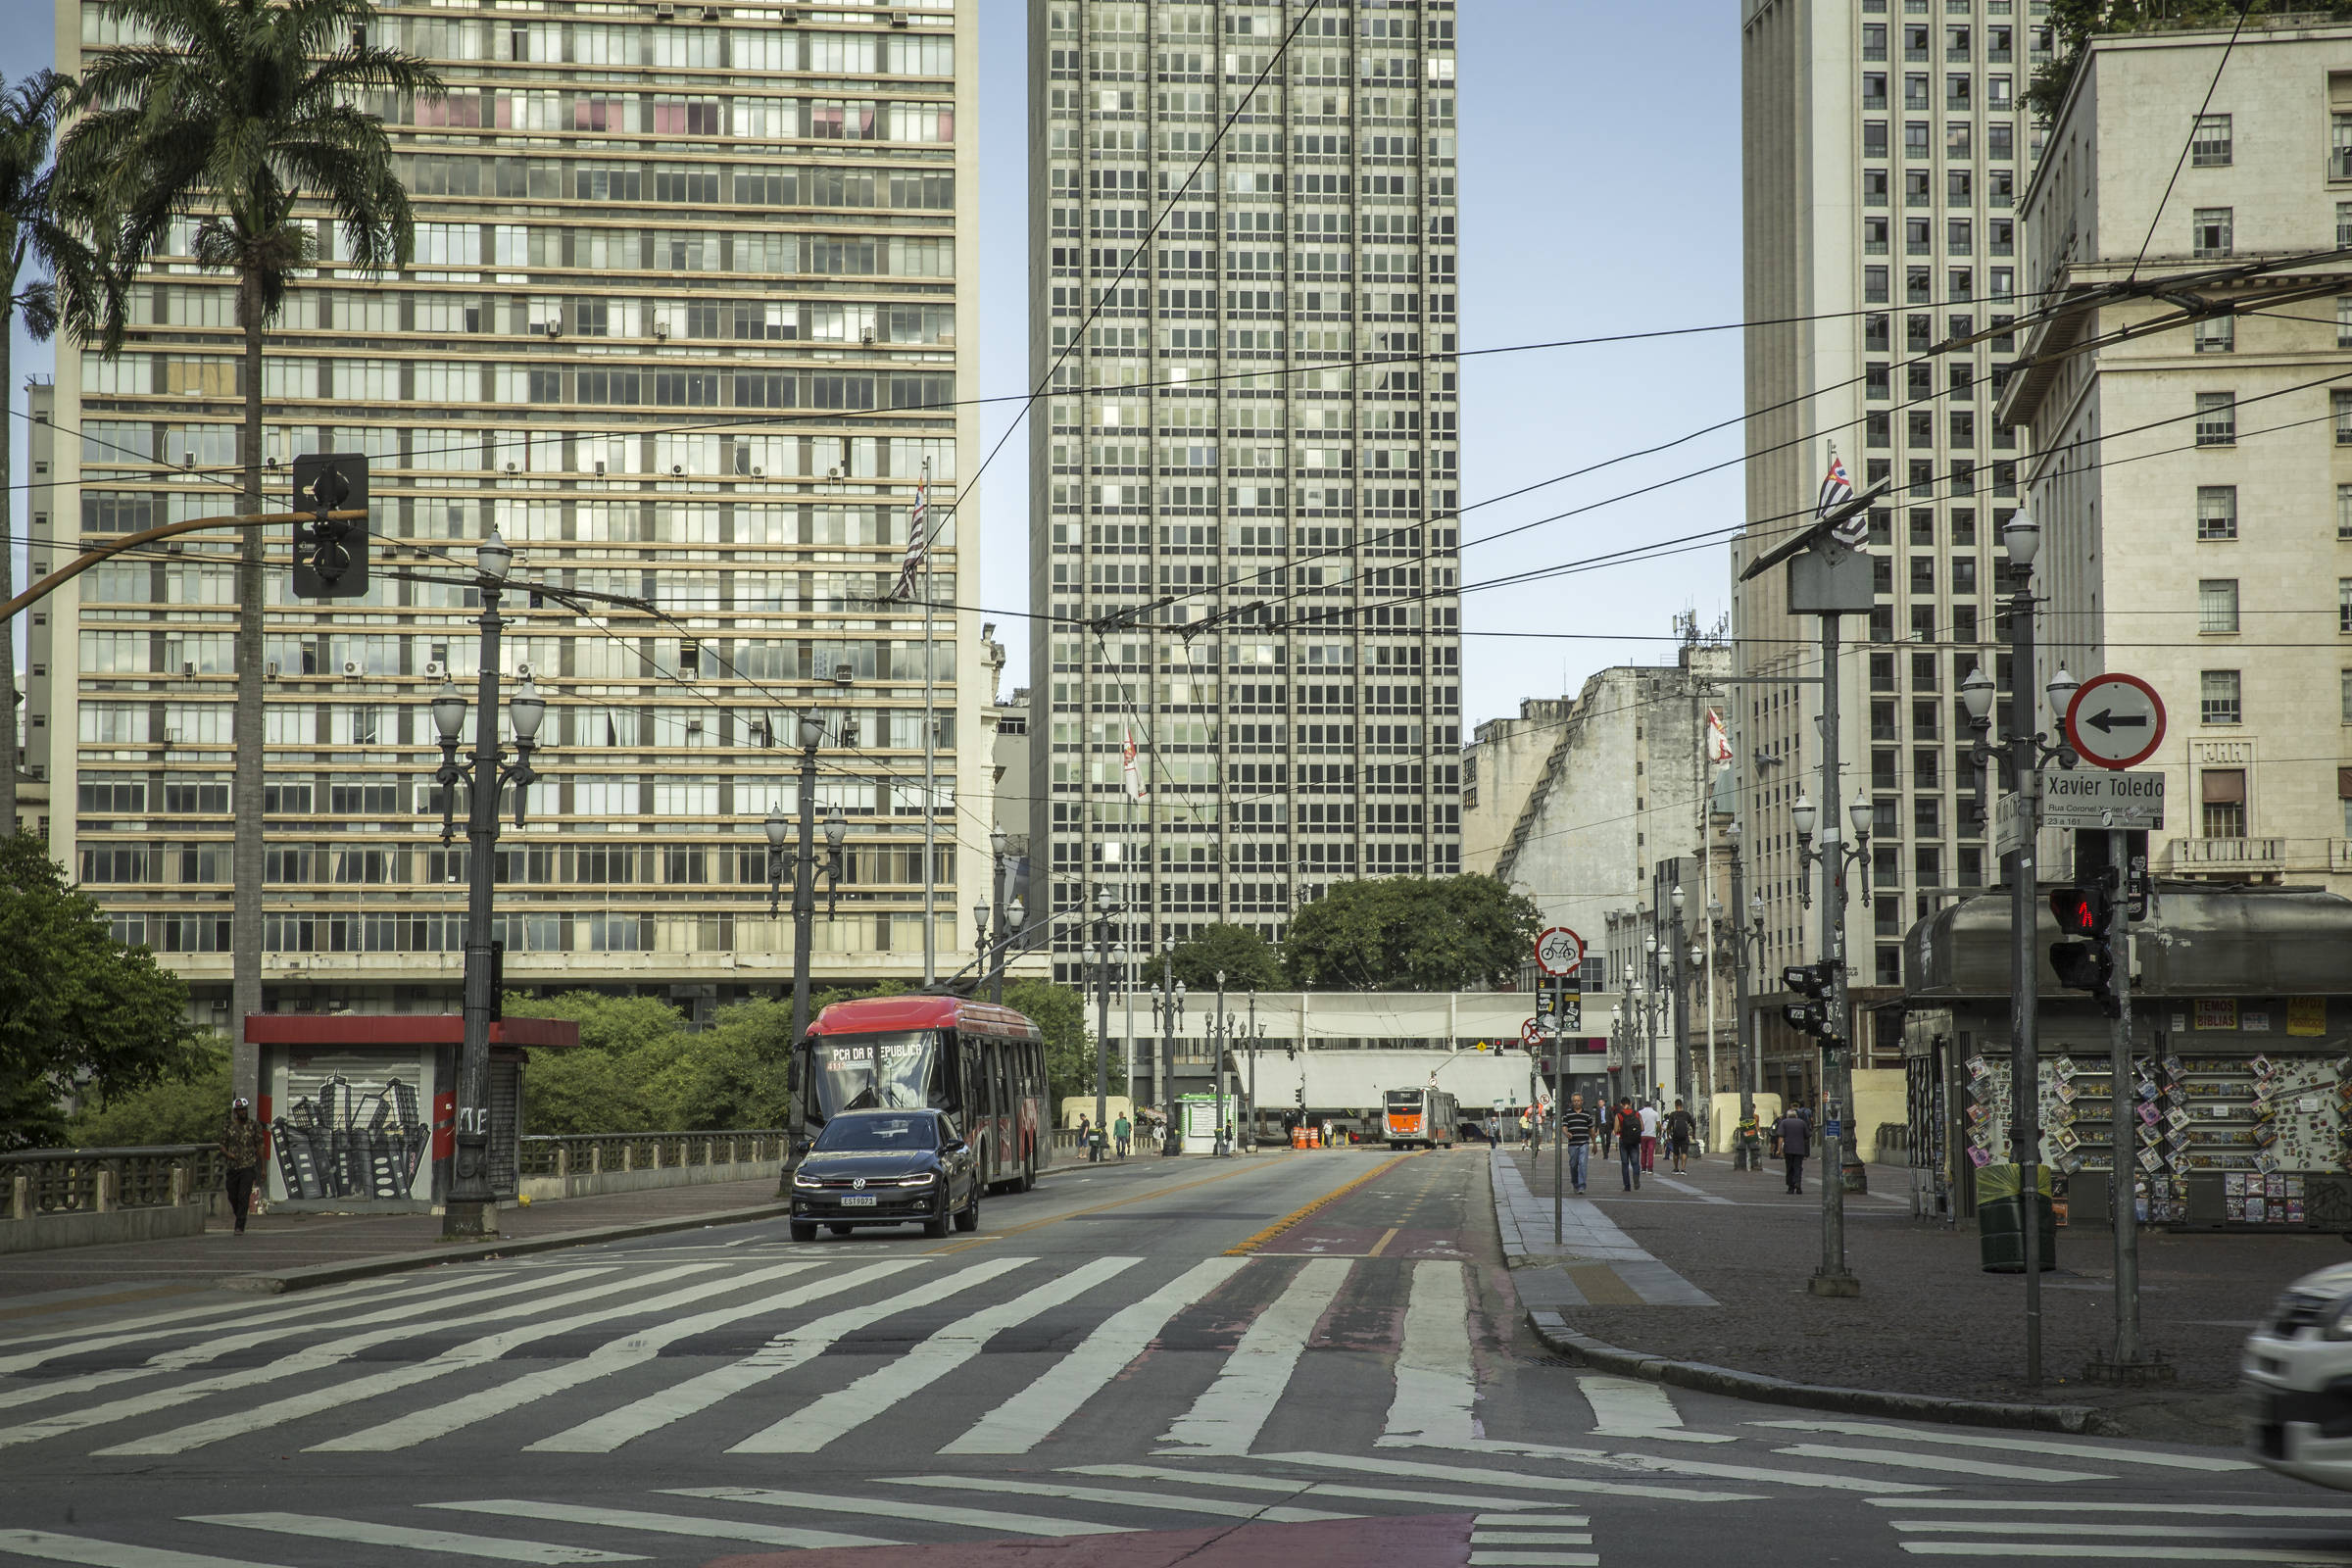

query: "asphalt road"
xmin=0 ymin=1146 xmax=2324 ymax=1567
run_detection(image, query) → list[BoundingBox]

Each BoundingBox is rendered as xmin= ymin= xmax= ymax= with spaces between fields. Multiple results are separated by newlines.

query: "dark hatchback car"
xmin=788 ymin=1108 xmax=981 ymax=1241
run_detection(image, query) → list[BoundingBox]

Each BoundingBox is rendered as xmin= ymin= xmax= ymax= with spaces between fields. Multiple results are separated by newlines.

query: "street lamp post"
xmin=1642 ymin=928 xmax=1661 ymax=1103
xmin=1717 ymin=835 xmax=1769 ymax=1166
xmin=1152 ymin=941 xmax=1185 ymax=1154
xmin=1212 ymin=969 xmax=1228 ymax=1157
xmin=777 ymin=713 xmax=846 ymax=1054
xmin=1669 ymin=885 xmax=1690 ymax=1112
xmin=988 ymin=827 xmax=1010 ymax=1003
xmin=1792 ymin=789 xmax=1874 ymax=1293
xmin=1244 ymin=987 xmax=1261 ymax=1152
xmin=428 ymin=529 xmax=547 ymax=1242
xmin=1959 ymin=508 xmax=2080 ymax=1387
xmin=1091 ymin=886 xmax=1114 ymax=1162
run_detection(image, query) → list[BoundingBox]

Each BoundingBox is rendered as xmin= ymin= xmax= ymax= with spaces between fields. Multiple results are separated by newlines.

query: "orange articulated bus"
xmin=1383 ymin=1086 xmax=1458 ymax=1150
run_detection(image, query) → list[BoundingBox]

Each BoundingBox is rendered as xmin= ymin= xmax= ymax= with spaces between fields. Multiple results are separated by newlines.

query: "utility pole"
xmin=427 ymin=530 xmax=545 ymax=1242
xmin=2106 ymin=827 xmax=2143 ymax=1370
xmin=1092 ymin=887 xmax=1112 ymax=1161
xmin=1245 ymin=987 xmax=1259 ymax=1152
xmin=1153 ymin=940 xmax=1185 ymax=1155
xmin=1213 ymin=970 xmax=1228 ymax=1157
xmin=1670 ymin=883 xmax=1690 ymax=1114
xmin=921 ymin=458 xmax=937 ymax=990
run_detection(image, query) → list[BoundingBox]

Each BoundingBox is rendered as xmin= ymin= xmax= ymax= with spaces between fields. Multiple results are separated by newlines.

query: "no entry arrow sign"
xmin=2065 ymin=673 xmax=2166 ymax=770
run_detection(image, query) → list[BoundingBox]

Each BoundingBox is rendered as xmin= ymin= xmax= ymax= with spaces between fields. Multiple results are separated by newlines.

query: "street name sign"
xmin=2065 ymin=673 xmax=2166 ymax=770
xmin=1535 ymin=927 xmax=1585 ymax=978
xmin=1995 ymin=770 xmax=2165 ymax=854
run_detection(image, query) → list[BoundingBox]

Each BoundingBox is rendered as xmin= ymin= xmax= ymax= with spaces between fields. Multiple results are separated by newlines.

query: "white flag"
xmin=1705 ymin=708 xmax=1732 ymax=766
xmin=1121 ymin=723 xmax=1148 ymax=801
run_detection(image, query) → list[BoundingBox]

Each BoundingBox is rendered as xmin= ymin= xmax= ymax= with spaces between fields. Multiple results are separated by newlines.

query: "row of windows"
xmin=81 ymin=428 xmax=956 ymax=482
xmin=95 ymin=911 xmax=957 ymax=959
xmin=402 ymin=156 xmax=955 ymax=211
xmin=1863 ymin=119 xmax=2022 ymax=162
xmin=79 ymin=841 xmax=958 ymax=891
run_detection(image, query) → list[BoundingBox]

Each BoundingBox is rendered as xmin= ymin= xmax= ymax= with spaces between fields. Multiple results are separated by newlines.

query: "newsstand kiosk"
xmin=243 ymin=1013 xmax=579 ymax=1212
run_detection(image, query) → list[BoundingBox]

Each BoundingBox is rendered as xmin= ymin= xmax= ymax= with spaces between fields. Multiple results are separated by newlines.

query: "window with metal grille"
xmin=2199 ymin=669 xmax=2241 ymax=725
xmin=2195 ymin=393 xmax=2235 ymax=445
xmin=2191 ymin=114 xmax=2232 ymax=167
xmin=2198 ymin=485 xmax=2237 ymax=540
xmin=2198 ymin=578 xmax=2239 ymax=634
xmin=2192 ymin=207 xmax=2232 ymax=259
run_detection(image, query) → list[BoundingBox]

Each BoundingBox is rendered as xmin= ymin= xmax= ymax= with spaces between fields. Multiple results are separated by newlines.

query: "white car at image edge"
xmin=2246 ymin=1260 xmax=2352 ymax=1487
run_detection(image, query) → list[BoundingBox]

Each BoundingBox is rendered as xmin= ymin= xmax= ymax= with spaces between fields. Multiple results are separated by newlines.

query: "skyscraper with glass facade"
xmin=34 ymin=0 xmax=981 ymax=1030
xmin=1737 ymin=0 xmax=2050 ymax=1105
xmin=1028 ymin=0 xmax=1463 ymax=991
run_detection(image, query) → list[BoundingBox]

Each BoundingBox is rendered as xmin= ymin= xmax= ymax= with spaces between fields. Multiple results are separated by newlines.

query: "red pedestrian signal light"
xmin=2048 ymin=885 xmax=2113 ymax=938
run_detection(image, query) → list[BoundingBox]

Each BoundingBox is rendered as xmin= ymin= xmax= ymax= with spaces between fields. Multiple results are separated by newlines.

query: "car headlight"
xmin=792 ymin=1170 xmax=822 ymax=1189
xmin=896 ymin=1172 xmax=937 ymax=1187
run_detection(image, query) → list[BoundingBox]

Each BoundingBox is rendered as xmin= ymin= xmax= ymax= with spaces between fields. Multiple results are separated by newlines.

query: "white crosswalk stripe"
xmin=0 ymin=1531 xmax=295 ymax=1568
xmin=1161 ymin=1255 xmax=1350 ymax=1455
xmin=728 ymin=1255 xmax=1141 ymax=1453
xmin=1751 ymin=1418 xmax=2260 ymax=1472
xmin=1573 ymin=1374 xmax=1734 ymax=1444
xmin=183 ymin=1512 xmax=644 ymax=1563
xmin=942 ymin=1254 xmax=1245 ymax=1454
xmin=308 ymin=1260 xmax=907 ymax=1452
xmin=1383 ymin=1259 xmax=1477 ymax=1445
xmin=425 ymin=1501 xmax=895 ymax=1551
xmin=1386 ymin=1434 xmax=1936 ymax=1494
xmin=0 ymin=1267 xmax=660 ymax=1453
xmin=523 ymin=1256 xmax=1021 ymax=1453
xmin=1773 ymin=1442 xmax=2110 ymax=1484
xmin=94 ymin=1263 xmax=760 ymax=1456
xmin=0 ymin=1268 xmax=612 ymax=1416
xmin=0 ymin=1274 xmax=462 ymax=1374
xmin=1875 ymin=1502 xmax=2352 ymax=1563
xmin=882 ymin=1474 xmax=1360 ymax=1523
xmin=663 ymin=1486 xmax=1134 ymax=1538
xmin=1254 ymin=1447 xmax=1767 ymax=1503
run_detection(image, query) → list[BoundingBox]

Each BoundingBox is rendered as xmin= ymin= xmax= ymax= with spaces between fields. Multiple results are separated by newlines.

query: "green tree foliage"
xmin=1164 ymin=923 xmax=1283 ymax=995
xmin=0 ymin=833 xmax=210 ymax=1149
xmin=1004 ymin=978 xmax=1123 ymax=1109
xmin=2028 ymin=1 xmax=2289 ymax=122
xmin=1281 ymin=874 xmax=1541 ymax=994
xmin=66 ymin=1041 xmax=232 ymax=1148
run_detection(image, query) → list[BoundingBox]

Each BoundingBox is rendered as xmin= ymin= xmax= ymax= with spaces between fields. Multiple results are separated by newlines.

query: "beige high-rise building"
xmin=2003 ymin=17 xmax=2352 ymax=894
xmin=42 ymin=0 xmax=981 ymax=1029
xmin=1740 ymin=0 xmax=2049 ymax=1102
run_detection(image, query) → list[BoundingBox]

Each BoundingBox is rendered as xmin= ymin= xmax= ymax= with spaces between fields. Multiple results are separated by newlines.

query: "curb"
xmin=222 ymin=1201 xmax=795 ymax=1294
xmin=1526 ymin=1307 xmax=2123 ymax=1437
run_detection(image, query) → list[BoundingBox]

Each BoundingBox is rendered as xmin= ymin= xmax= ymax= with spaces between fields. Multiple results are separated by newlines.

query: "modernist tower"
xmin=1028 ymin=0 xmax=1464 ymax=985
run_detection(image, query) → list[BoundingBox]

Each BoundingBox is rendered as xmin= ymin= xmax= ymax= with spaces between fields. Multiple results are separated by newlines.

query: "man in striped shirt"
xmin=1558 ymin=1093 xmax=1594 ymax=1195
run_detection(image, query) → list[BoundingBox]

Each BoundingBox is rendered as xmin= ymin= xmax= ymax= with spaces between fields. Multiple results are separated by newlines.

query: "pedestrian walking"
xmin=219 ymin=1099 xmax=263 ymax=1235
xmin=1112 ymin=1111 xmax=1131 ymax=1159
xmin=1614 ymin=1099 xmax=1643 ymax=1191
xmin=1666 ymin=1099 xmax=1694 ymax=1174
xmin=1637 ymin=1100 xmax=1660 ymax=1173
xmin=1560 ymin=1094 xmax=1593 ymax=1195
xmin=1778 ymin=1105 xmax=1811 ymax=1194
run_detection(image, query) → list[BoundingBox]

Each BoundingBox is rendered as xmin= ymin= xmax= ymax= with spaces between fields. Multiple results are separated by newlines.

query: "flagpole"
xmin=921 ymin=455 xmax=936 ymax=990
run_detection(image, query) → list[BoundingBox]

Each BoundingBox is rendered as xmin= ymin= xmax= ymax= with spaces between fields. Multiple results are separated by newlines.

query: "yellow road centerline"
xmin=927 ymin=1157 xmax=1298 ymax=1254
xmin=1225 ymin=1153 xmax=1417 ymax=1256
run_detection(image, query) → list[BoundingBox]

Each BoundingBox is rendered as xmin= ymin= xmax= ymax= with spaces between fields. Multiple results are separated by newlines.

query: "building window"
xmin=2339 ymin=296 xmax=2352 ymax=348
xmin=2195 ymin=392 xmax=2235 ymax=446
xmin=2191 ymin=113 xmax=2232 ymax=167
xmin=2198 ymin=578 xmax=2239 ymax=634
xmin=2342 ymin=668 xmax=2352 ymax=724
xmin=2341 ymin=578 xmax=2352 ymax=635
xmin=2201 ymin=768 xmax=2246 ymax=838
xmin=1866 ymin=266 xmax=1889 ymax=303
xmin=2194 ymin=315 xmax=2234 ymax=354
xmin=2339 ymin=202 xmax=2352 ymax=249
xmin=2197 ymin=485 xmax=2237 ymax=540
xmin=2200 ymin=669 xmax=2241 ymax=725
xmin=2334 ymin=113 xmax=2352 ymax=179
xmin=1865 ymin=217 xmax=1889 ymax=256
xmin=2191 ymin=207 xmax=2232 ymax=259
xmin=2337 ymin=389 xmax=2352 ymax=446
xmin=2340 ymin=484 xmax=2352 ymax=540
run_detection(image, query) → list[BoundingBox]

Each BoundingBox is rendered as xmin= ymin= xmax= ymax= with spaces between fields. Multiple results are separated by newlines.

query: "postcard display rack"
xmin=1960 ymin=1049 xmax=2347 ymax=1229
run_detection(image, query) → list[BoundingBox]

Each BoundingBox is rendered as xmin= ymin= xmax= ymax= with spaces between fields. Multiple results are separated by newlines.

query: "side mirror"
xmin=942 ymin=1138 xmax=967 ymax=1152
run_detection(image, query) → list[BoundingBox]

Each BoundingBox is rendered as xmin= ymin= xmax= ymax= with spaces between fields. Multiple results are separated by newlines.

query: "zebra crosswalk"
xmin=0 ymin=1245 xmax=2283 ymax=1568
xmin=0 ymin=1435 xmax=2299 ymax=1568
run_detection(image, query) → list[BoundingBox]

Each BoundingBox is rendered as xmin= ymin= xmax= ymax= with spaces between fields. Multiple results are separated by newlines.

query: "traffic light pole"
xmin=2087 ymin=826 xmax=2169 ymax=1383
xmin=1812 ymin=611 xmax=1859 ymax=1298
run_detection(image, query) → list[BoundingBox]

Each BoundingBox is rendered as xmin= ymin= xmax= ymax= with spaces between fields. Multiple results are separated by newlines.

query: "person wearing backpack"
xmin=1614 ymin=1099 xmax=1644 ymax=1191
xmin=1666 ymin=1099 xmax=1695 ymax=1173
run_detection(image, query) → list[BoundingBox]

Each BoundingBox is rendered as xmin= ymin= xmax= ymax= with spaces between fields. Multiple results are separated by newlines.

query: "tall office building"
xmin=1738 ymin=0 xmax=2050 ymax=1102
xmin=40 ymin=0 xmax=980 ymax=1029
xmin=1028 ymin=0 xmax=1463 ymax=988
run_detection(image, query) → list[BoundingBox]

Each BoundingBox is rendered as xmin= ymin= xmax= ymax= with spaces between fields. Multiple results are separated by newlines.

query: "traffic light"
xmin=291 ymin=452 xmax=369 ymax=599
xmin=2075 ymin=829 xmax=2149 ymax=922
xmin=2049 ymin=882 xmax=2121 ymax=1016
xmin=1780 ymin=961 xmax=1841 ymax=1041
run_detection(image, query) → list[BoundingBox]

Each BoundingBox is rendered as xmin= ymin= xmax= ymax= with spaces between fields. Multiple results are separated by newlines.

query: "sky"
xmin=8 ymin=0 xmax=1746 ymax=736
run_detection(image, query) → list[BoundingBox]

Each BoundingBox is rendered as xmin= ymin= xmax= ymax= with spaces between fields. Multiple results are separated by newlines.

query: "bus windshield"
xmin=809 ymin=1031 xmax=949 ymax=1118
xmin=1385 ymin=1090 xmax=1422 ymax=1108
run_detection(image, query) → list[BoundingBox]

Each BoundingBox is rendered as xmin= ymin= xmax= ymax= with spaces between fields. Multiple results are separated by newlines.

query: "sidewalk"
xmin=0 ymin=1176 xmax=786 ymax=1312
xmin=1503 ymin=1141 xmax=2329 ymax=1441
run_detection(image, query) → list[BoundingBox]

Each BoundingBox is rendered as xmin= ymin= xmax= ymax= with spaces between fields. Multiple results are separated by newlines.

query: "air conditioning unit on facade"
xmin=265 ymin=661 xmax=280 ymax=678
xmin=423 ymin=661 xmax=446 ymax=679
xmin=515 ymin=662 xmax=537 ymax=681
xmin=341 ymin=659 xmax=364 ymax=678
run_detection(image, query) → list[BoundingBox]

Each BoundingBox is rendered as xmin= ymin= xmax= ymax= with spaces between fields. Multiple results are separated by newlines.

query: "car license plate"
xmin=841 ymin=1194 xmax=878 ymax=1206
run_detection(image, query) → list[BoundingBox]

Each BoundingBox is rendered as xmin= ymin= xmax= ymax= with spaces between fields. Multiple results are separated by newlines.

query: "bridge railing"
xmin=517 ymin=1130 xmax=789 ymax=1178
xmin=0 ymin=1146 xmax=224 ymax=1218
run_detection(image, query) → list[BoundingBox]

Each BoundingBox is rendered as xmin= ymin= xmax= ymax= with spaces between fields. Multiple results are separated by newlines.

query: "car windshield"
xmin=812 ymin=1114 xmax=939 ymax=1152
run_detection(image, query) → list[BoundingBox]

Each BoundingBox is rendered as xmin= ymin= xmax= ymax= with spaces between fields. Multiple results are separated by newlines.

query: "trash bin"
xmin=1978 ymin=1162 xmax=2057 ymax=1273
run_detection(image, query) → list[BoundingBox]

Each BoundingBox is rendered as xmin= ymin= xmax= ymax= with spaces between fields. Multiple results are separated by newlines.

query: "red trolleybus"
xmin=794 ymin=995 xmax=1052 ymax=1193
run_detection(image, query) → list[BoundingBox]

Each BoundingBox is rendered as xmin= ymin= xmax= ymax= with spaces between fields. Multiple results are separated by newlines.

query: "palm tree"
xmin=63 ymin=0 xmax=440 ymax=1082
xmin=0 ymin=70 xmax=98 ymax=842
